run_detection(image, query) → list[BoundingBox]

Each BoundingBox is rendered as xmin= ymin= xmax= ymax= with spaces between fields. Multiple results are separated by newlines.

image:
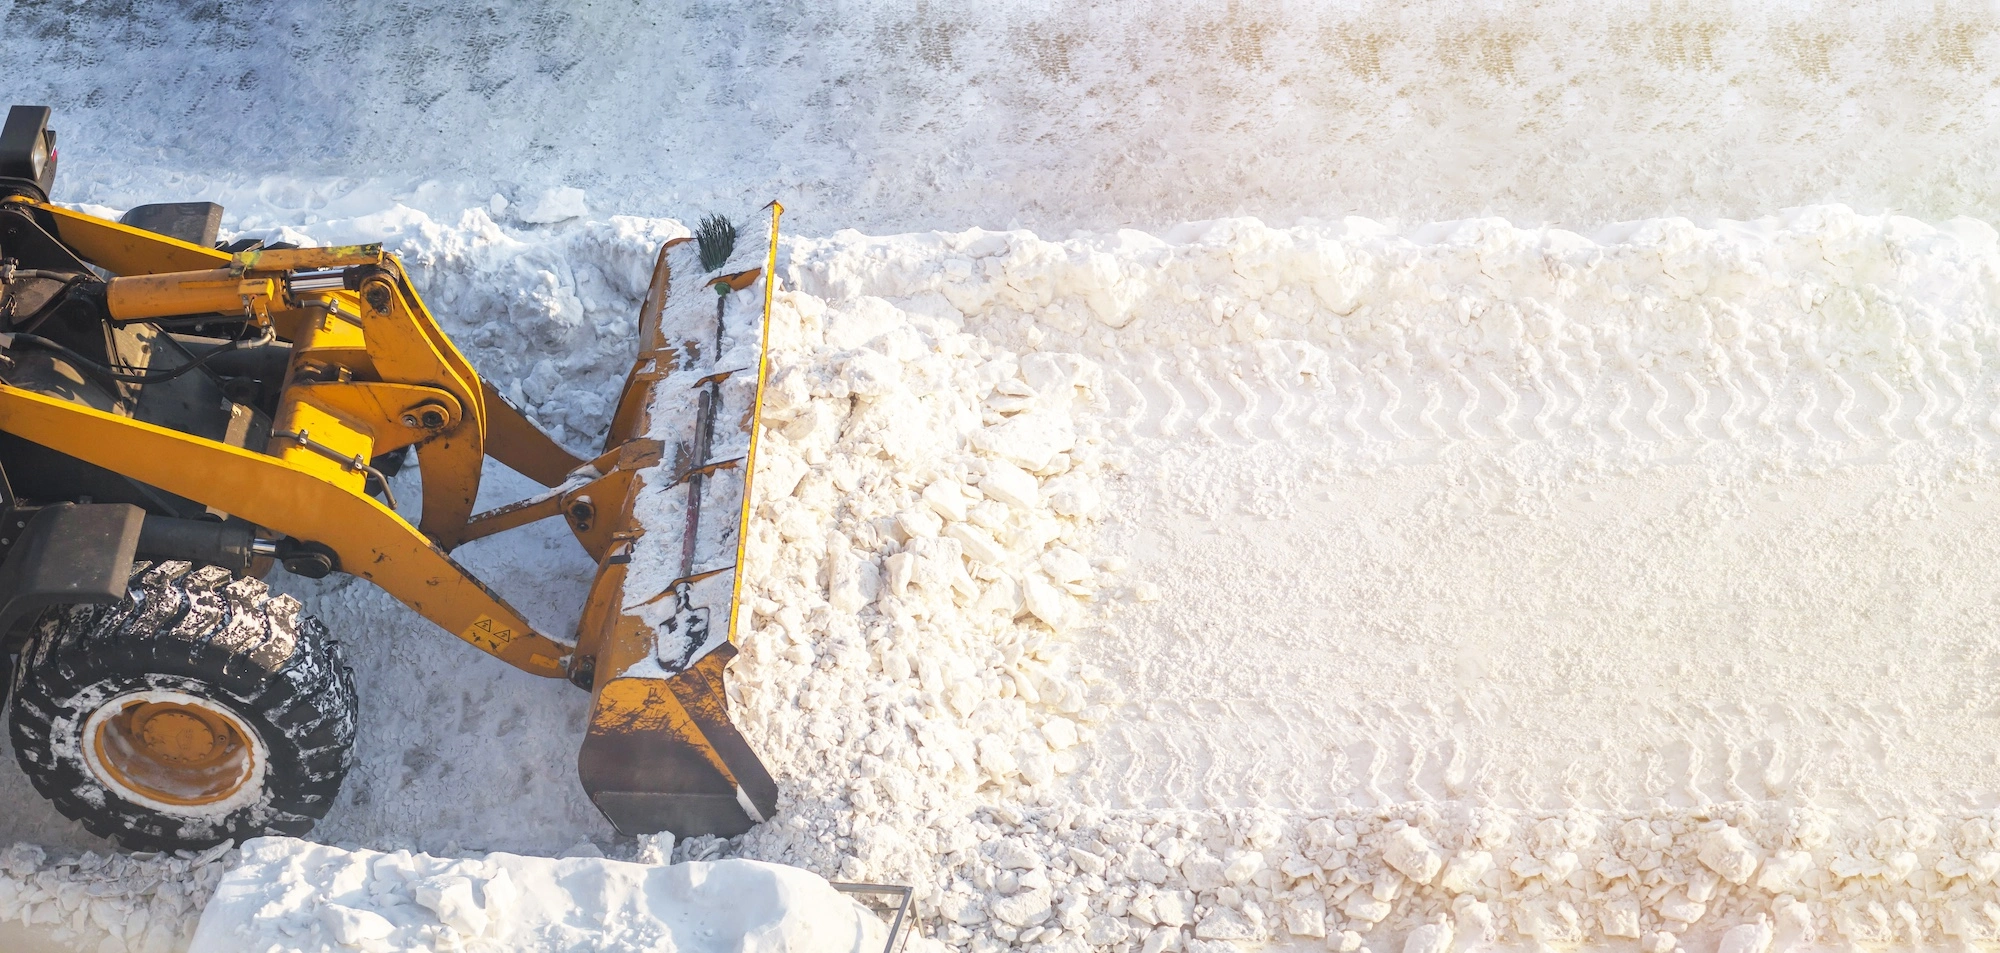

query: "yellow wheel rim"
xmin=88 ymin=694 xmax=258 ymax=808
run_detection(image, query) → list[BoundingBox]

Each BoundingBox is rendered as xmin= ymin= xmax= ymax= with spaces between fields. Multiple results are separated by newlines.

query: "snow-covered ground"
xmin=7 ymin=2 xmax=1998 ymax=233
xmin=3 ymin=1 xmax=2000 ymax=952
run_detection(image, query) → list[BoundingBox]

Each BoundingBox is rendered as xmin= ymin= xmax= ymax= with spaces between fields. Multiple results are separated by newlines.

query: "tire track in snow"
xmin=1225 ymin=371 xmax=1261 ymax=442
xmin=1110 ymin=344 xmax=2000 ymax=461
xmin=1680 ymin=370 xmax=1711 ymax=443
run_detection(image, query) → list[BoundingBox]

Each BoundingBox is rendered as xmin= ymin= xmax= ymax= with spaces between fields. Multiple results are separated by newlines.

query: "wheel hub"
xmin=135 ymin=705 xmax=224 ymax=763
xmin=88 ymin=693 xmax=258 ymax=808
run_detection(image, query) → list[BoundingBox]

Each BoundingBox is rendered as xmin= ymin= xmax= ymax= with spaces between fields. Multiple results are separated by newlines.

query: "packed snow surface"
xmin=5 ymin=1 xmax=1999 ymax=232
xmin=4 ymin=2 xmax=2000 ymax=952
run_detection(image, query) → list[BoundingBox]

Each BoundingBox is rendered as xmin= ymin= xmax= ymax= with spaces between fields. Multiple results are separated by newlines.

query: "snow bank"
xmin=187 ymin=836 xmax=887 ymax=953
xmin=713 ymin=208 xmax=2000 ymax=953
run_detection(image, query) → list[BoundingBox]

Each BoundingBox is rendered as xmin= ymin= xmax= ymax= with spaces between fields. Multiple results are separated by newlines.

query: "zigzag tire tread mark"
xmin=1109 ymin=341 xmax=2000 ymax=453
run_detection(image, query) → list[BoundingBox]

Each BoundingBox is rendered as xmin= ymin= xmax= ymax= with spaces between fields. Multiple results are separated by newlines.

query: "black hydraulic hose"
xmin=0 ymin=329 xmax=123 ymax=392
xmin=0 ymin=268 xmax=75 ymax=281
xmin=0 ymin=271 xmax=96 ymax=335
xmin=0 ymin=324 xmax=274 ymax=386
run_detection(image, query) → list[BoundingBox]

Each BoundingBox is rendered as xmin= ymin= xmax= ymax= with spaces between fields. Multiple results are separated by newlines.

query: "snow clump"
xmin=0 ymin=841 xmax=233 ymax=953
xmin=189 ymin=836 xmax=888 ymax=953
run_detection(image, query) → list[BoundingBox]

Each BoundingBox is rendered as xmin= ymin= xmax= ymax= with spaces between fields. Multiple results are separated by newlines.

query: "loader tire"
xmin=7 ymin=560 xmax=357 ymax=852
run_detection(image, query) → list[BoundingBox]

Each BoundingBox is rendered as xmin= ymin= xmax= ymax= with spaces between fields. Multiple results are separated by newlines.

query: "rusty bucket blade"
xmin=578 ymin=646 xmax=780 ymax=837
xmin=571 ymin=204 xmax=785 ymax=837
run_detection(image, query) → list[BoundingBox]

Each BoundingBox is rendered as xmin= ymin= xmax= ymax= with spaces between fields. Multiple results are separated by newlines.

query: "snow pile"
xmin=720 ymin=232 xmax=1120 ymax=860
xmin=0 ymin=842 xmax=233 ymax=953
xmin=188 ymin=836 xmax=887 ymax=953
xmin=704 ymin=207 xmax=2000 ymax=953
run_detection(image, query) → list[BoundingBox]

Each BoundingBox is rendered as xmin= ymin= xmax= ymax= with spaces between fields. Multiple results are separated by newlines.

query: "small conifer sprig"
xmin=696 ymin=214 xmax=736 ymax=272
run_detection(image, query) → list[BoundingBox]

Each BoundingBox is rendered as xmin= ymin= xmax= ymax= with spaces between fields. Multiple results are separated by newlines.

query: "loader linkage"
xmin=0 ymin=105 xmax=781 ymax=838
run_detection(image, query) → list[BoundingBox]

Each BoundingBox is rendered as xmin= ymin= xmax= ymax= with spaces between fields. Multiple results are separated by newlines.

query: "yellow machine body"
xmin=0 ymin=197 xmax=783 ymax=836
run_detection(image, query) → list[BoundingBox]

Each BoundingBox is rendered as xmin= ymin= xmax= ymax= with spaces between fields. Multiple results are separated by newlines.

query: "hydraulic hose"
xmin=0 ymin=324 xmax=274 ymax=387
xmin=0 ymin=264 xmax=98 ymax=334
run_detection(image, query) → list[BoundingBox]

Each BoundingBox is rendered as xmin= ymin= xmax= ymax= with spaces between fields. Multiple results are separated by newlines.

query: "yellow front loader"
xmin=0 ymin=105 xmax=778 ymax=849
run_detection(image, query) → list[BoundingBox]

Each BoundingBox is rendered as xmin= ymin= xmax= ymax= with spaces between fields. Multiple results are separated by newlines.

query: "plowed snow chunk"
xmin=1437 ymin=851 xmax=1493 ymax=893
xmin=1196 ymin=908 xmax=1258 ymax=940
xmin=970 ymin=409 xmax=1075 ymax=471
xmin=1022 ymin=575 xmax=1070 ymax=630
xmin=1403 ymin=921 xmax=1453 ymax=953
xmin=1718 ymin=916 xmax=1775 ymax=953
xmin=319 ymin=904 xmax=393 ymax=944
xmin=988 ymin=891 xmax=1052 ymax=927
xmin=1659 ymin=892 xmax=1707 ymax=924
xmin=990 ymin=839 xmax=1043 ymax=871
xmin=978 ymin=461 xmax=1040 ymax=510
xmin=1700 ymin=827 xmax=1763 ymax=885
xmin=413 ymin=876 xmax=489 ymax=935
xmin=191 ymin=837 xmax=887 ymax=953
xmin=1384 ymin=828 xmax=1443 ymax=884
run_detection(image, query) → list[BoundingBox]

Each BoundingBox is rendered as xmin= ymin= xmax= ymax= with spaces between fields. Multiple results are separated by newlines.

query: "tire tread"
xmin=7 ymin=561 xmax=358 ymax=852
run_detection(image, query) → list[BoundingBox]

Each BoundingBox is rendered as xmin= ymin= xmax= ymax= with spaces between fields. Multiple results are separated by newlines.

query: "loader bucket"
xmin=574 ymin=205 xmax=784 ymax=836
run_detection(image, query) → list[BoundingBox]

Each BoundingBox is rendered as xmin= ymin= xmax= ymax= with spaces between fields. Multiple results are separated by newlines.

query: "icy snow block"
xmin=190 ymin=836 xmax=889 ymax=953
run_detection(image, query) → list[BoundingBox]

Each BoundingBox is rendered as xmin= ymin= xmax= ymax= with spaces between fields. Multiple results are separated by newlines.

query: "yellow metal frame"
xmin=0 ymin=198 xmax=787 ymax=834
xmin=732 ymin=201 xmax=784 ymax=624
xmin=0 ymin=199 xmax=587 ymax=679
